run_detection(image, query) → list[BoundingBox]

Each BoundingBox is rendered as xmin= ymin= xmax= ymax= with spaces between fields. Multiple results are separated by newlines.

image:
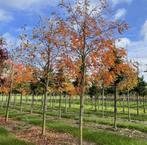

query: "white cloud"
xmin=114 ymin=8 xmax=127 ymax=20
xmin=114 ymin=20 xmax=147 ymax=81
xmin=0 ymin=9 xmax=13 ymax=22
xmin=0 ymin=0 xmax=59 ymax=11
xmin=127 ymin=20 xmax=147 ymax=59
xmin=2 ymin=32 xmax=18 ymax=51
xmin=115 ymin=37 xmax=131 ymax=48
xmin=141 ymin=20 xmax=147 ymax=41
xmin=0 ymin=0 xmax=60 ymax=22
xmin=3 ymin=32 xmax=21 ymax=51
xmin=116 ymin=20 xmax=147 ymax=60
xmin=111 ymin=0 xmax=133 ymax=6
xmin=119 ymin=20 xmax=147 ymax=81
xmin=3 ymin=32 xmax=16 ymax=44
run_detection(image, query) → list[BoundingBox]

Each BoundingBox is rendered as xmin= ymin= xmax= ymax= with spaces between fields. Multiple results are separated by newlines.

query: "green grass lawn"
xmin=0 ymin=127 xmax=34 ymax=145
xmin=1 ymin=95 xmax=147 ymax=145
xmin=0 ymin=109 xmax=147 ymax=145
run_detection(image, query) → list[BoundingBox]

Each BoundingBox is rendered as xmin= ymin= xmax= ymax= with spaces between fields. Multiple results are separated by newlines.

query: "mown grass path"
xmin=0 ymin=108 xmax=147 ymax=145
xmin=0 ymin=126 xmax=34 ymax=145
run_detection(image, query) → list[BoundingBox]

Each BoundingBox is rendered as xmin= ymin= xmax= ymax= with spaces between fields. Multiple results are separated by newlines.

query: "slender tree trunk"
xmin=105 ymin=95 xmax=107 ymax=110
xmin=5 ymin=64 xmax=14 ymax=122
xmin=94 ymin=96 xmax=97 ymax=111
xmin=5 ymin=92 xmax=11 ymax=122
xmin=1 ymin=93 xmax=4 ymax=108
xmin=30 ymin=93 xmax=35 ymax=114
xmin=137 ymin=95 xmax=139 ymax=115
xmin=20 ymin=92 xmax=23 ymax=112
xmin=50 ymin=95 xmax=53 ymax=109
xmin=59 ymin=94 xmax=62 ymax=119
xmin=79 ymin=61 xmax=86 ymax=145
xmin=127 ymin=90 xmax=131 ymax=121
xmin=41 ymin=94 xmax=44 ymax=111
xmin=25 ymin=95 xmax=28 ymax=104
xmin=80 ymin=91 xmax=84 ymax=145
xmin=4 ymin=95 xmax=7 ymax=107
xmin=97 ymin=95 xmax=100 ymax=110
xmin=42 ymin=83 xmax=48 ymax=135
xmin=13 ymin=94 xmax=15 ymax=108
xmin=122 ymin=95 xmax=125 ymax=113
xmin=46 ymin=95 xmax=48 ymax=111
xmin=52 ymin=95 xmax=55 ymax=109
xmin=49 ymin=94 xmax=51 ymax=108
xmin=143 ymin=95 xmax=146 ymax=113
xmin=69 ymin=96 xmax=71 ymax=109
xmin=64 ymin=94 xmax=67 ymax=113
xmin=114 ymin=85 xmax=117 ymax=129
xmin=102 ymin=85 xmax=104 ymax=117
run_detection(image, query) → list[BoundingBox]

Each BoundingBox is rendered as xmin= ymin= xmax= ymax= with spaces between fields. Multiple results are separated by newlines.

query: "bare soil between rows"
xmin=0 ymin=117 xmax=95 ymax=145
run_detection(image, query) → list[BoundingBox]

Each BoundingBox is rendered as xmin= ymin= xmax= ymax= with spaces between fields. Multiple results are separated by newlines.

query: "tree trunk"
xmin=80 ymin=92 xmax=84 ymax=145
xmin=97 ymin=95 xmax=100 ymax=110
xmin=52 ymin=95 xmax=55 ymax=109
xmin=94 ymin=96 xmax=97 ymax=111
xmin=46 ymin=96 xmax=48 ymax=111
xmin=69 ymin=96 xmax=71 ymax=109
xmin=5 ymin=95 xmax=8 ymax=107
xmin=5 ymin=92 xmax=11 ymax=122
xmin=20 ymin=92 xmax=23 ymax=112
xmin=122 ymin=95 xmax=125 ymax=113
xmin=143 ymin=95 xmax=146 ymax=113
xmin=30 ymin=93 xmax=35 ymax=114
xmin=64 ymin=94 xmax=67 ymax=113
xmin=114 ymin=85 xmax=117 ymax=129
xmin=5 ymin=64 xmax=14 ymax=122
xmin=1 ymin=94 xmax=4 ymax=108
xmin=42 ymin=84 xmax=48 ymax=135
xmin=105 ymin=95 xmax=107 ymax=110
xmin=41 ymin=94 xmax=44 ymax=111
xmin=50 ymin=95 xmax=53 ymax=109
xmin=79 ymin=62 xmax=86 ymax=145
xmin=13 ymin=94 xmax=16 ymax=108
xmin=127 ymin=90 xmax=131 ymax=121
xmin=59 ymin=95 xmax=62 ymax=119
xmin=102 ymin=85 xmax=104 ymax=117
xmin=137 ymin=95 xmax=139 ymax=115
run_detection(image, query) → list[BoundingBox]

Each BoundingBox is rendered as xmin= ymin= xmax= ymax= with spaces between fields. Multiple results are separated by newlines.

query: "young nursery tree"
xmin=25 ymin=16 xmax=61 ymax=135
xmin=118 ymin=61 xmax=138 ymax=121
xmin=59 ymin=0 xmax=128 ymax=144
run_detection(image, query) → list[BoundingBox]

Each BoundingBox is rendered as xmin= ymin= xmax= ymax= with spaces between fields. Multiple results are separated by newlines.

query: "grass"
xmin=1 ymin=95 xmax=147 ymax=145
xmin=1 ymin=101 xmax=147 ymax=133
xmin=8 ymin=106 xmax=147 ymax=133
xmin=0 ymin=109 xmax=147 ymax=145
xmin=0 ymin=127 xmax=34 ymax=145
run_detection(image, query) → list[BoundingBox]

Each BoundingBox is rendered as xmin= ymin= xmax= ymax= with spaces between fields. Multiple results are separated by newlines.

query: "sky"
xmin=0 ymin=0 xmax=147 ymax=79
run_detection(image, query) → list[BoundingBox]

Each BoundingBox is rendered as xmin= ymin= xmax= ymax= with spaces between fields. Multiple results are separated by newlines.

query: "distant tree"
xmin=118 ymin=61 xmax=138 ymax=120
xmin=133 ymin=76 xmax=147 ymax=96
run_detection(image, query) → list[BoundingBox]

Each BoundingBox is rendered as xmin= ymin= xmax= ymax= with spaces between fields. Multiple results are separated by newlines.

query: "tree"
xmin=59 ymin=0 xmax=128 ymax=144
xmin=101 ymin=42 xmax=137 ymax=128
xmin=4 ymin=31 xmax=31 ymax=122
xmin=118 ymin=61 xmax=138 ymax=120
xmin=0 ymin=37 xmax=8 ymax=108
xmin=25 ymin=16 xmax=60 ymax=135
xmin=54 ymin=67 xmax=66 ymax=119
xmin=88 ymin=82 xmax=100 ymax=111
xmin=133 ymin=76 xmax=147 ymax=114
xmin=15 ymin=65 xmax=34 ymax=112
xmin=0 ymin=37 xmax=8 ymax=87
